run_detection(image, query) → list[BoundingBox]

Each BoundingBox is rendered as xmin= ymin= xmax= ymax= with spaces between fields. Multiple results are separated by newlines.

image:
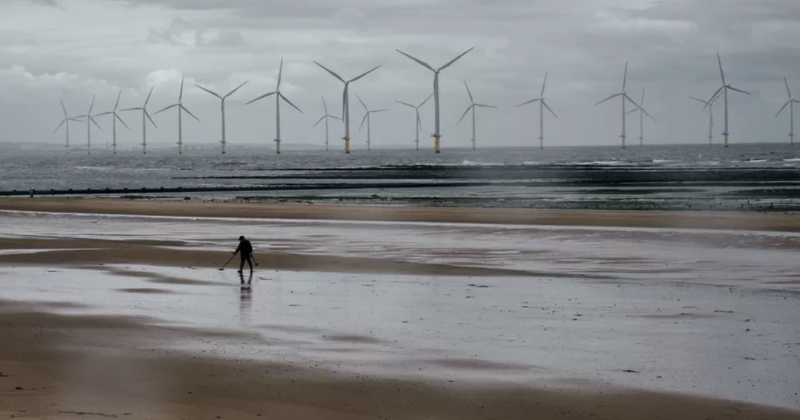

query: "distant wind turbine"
xmin=595 ymin=63 xmax=654 ymax=148
xmin=196 ymin=81 xmax=248 ymax=154
xmin=516 ymin=72 xmax=558 ymax=149
xmin=689 ymin=96 xmax=716 ymax=145
xmin=312 ymin=96 xmax=342 ymax=151
xmin=75 ymin=96 xmax=104 ymax=155
xmin=705 ymin=52 xmax=750 ymax=148
xmin=395 ymin=47 xmax=474 ymax=154
xmin=395 ymin=94 xmax=433 ymax=150
xmin=357 ymin=95 xmax=388 ymax=152
xmin=314 ymin=61 xmax=380 ymax=154
xmin=247 ymin=58 xmax=303 ymax=155
xmin=626 ymin=87 xmax=656 ymax=147
xmin=155 ymin=77 xmax=200 ymax=155
xmin=53 ymin=100 xmax=83 ymax=154
xmin=776 ymin=76 xmax=799 ymax=146
xmin=458 ymin=81 xmax=496 ymax=150
xmin=94 ymin=90 xmax=129 ymax=155
xmin=121 ymin=86 xmax=157 ymax=155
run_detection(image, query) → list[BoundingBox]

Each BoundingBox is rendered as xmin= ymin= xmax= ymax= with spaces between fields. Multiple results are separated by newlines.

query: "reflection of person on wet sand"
xmin=239 ymin=271 xmax=253 ymax=286
xmin=232 ymin=235 xmax=258 ymax=274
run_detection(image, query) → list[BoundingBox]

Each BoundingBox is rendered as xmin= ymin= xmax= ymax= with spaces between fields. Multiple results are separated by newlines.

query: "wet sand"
xmin=2 ymin=197 xmax=800 ymax=232
xmin=1 ymin=207 xmax=800 ymax=419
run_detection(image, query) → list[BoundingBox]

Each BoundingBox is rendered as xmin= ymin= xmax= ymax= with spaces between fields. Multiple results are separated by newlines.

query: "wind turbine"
xmin=314 ymin=61 xmax=380 ymax=154
xmin=705 ymin=52 xmax=750 ymax=148
xmin=196 ymin=81 xmax=248 ymax=154
xmin=312 ymin=96 xmax=342 ymax=151
xmin=357 ymin=95 xmax=388 ymax=152
xmin=121 ymin=86 xmax=157 ymax=154
xmin=595 ymin=63 xmax=654 ymax=148
xmin=53 ymin=100 xmax=83 ymax=154
xmin=689 ymin=96 xmax=716 ymax=145
xmin=776 ymin=76 xmax=800 ymax=146
xmin=247 ymin=58 xmax=303 ymax=155
xmin=395 ymin=47 xmax=474 ymax=154
xmin=75 ymin=96 xmax=104 ymax=155
xmin=516 ymin=72 xmax=558 ymax=149
xmin=626 ymin=87 xmax=655 ymax=147
xmin=457 ymin=81 xmax=496 ymax=150
xmin=155 ymin=77 xmax=200 ymax=155
xmin=94 ymin=90 xmax=130 ymax=155
xmin=395 ymin=94 xmax=433 ymax=150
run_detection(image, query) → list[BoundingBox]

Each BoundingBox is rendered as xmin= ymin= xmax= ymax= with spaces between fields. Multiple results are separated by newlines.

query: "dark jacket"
xmin=235 ymin=239 xmax=253 ymax=256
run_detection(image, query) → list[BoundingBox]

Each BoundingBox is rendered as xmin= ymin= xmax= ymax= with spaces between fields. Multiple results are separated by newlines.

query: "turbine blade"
xmin=182 ymin=105 xmax=200 ymax=121
xmin=179 ymin=76 xmax=185 ymax=102
xmin=640 ymin=86 xmax=646 ymax=105
xmin=439 ymin=47 xmax=474 ymax=71
xmin=90 ymin=116 xmax=103 ymax=131
xmin=417 ymin=113 xmax=422 ymax=130
xmin=728 ymin=86 xmax=751 ymax=95
xmin=622 ymin=62 xmax=628 ymax=91
xmin=515 ymin=98 xmax=539 ymax=107
xmin=359 ymin=112 xmax=368 ymax=131
xmin=705 ymin=87 xmax=724 ymax=110
xmin=457 ymin=105 xmax=473 ymax=123
xmin=396 ymin=100 xmax=415 ymax=108
xmin=94 ymin=111 xmax=113 ymax=116
xmin=475 ymin=104 xmax=496 ymax=108
xmin=114 ymin=90 xmax=122 ymax=111
xmin=395 ymin=50 xmax=434 ymax=72
xmin=54 ymin=119 xmax=66 ymax=133
xmin=349 ymin=65 xmax=381 ymax=83
xmin=119 ymin=107 xmax=140 ymax=112
xmin=625 ymin=93 xmax=642 ymax=109
xmin=115 ymin=113 xmax=130 ymax=129
xmin=313 ymin=115 xmax=325 ymax=128
xmin=785 ymin=76 xmax=792 ymax=99
xmin=145 ymin=111 xmax=158 ymax=128
xmin=419 ymin=93 xmax=433 ymax=108
xmin=595 ymin=93 xmax=621 ymax=106
xmin=245 ymin=91 xmax=276 ymax=105
xmin=541 ymin=72 xmax=548 ymax=97
xmin=626 ymin=95 xmax=656 ymax=121
xmin=374 ymin=109 xmax=389 ymax=113
xmin=329 ymin=114 xmax=342 ymax=120
xmin=717 ymin=51 xmax=725 ymax=85
xmin=689 ymin=96 xmax=708 ymax=106
xmin=89 ymin=95 xmax=96 ymax=113
xmin=776 ymin=100 xmax=791 ymax=118
xmin=279 ymin=92 xmax=303 ymax=114
xmin=277 ymin=57 xmax=283 ymax=89
xmin=60 ymin=99 xmax=67 ymax=117
xmin=357 ymin=94 xmax=368 ymax=111
xmin=155 ymin=103 xmax=179 ymax=115
xmin=224 ymin=81 xmax=248 ymax=98
xmin=626 ymin=109 xmax=639 ymax=115
xmin=314 ymin=61 xmax=345 ymax=83
xmin=144 ymin=86 xmax=154 ymax=107
xmin=322 ymin=95 xmax=328 ymax=114
xmin=543 ymin=100 xmax=558 ymax=118
xmin=196 ymin=85 xmax=222 ymax=99
xmin=464 ymin=81 xmax=474 ymax=103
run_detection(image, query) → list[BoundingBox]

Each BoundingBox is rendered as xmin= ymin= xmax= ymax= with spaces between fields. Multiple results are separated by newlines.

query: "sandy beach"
xmin=1 ymin=200 xmax=799 ymax=419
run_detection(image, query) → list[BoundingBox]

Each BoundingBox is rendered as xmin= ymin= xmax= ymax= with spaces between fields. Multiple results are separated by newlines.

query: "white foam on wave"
xmin=461 ymin=160 xmax=505 ymax=167
xmin=745 ymin=159 xmax=768 ymax=163
xmin=783 ymin=158 xmax=800 ymax=162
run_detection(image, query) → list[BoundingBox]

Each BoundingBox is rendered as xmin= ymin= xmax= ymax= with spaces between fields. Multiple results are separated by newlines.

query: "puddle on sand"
xmin=1 ymin=264 xmax=798 ymax=410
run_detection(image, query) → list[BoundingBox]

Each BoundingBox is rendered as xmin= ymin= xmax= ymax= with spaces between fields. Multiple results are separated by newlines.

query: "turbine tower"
xmin=94 ymin=90 xmax=130 ymax=155
xmin=312 ymin=96 xmax=342 ymax=151
xmin=690 ymin=96 xmax=716 ymax=145
xmin=705 ymin=52 xmax=750 ymax=148
xmin=53 ymin=100 xmax=83 ymax=154
xmin=516 ymin=72 xmax=558 ymax=149
xmin=626 ymin=87 xmax=655 ymax=147
xmin=457 ymin=81 xmax=496 ymax=150
xmin=595 ymin=63 xmax=653 ymax=148
xmin=75 ymin=96 xmax=104 ymax=155
xmin=247 ymin=58 xmax=303 ymax=155
xmin=121 ymin=86 xmax=157 ymax=155
xmin=314 ymin=62 xmax=380 ymax=154
xmin=155 ymin=77 xmax=200 ymax=155
xmin=395 ymin=94 xmax=433 ymax=150
xmin=196 ymin=81 xmax=248 ymax=154
xmin=776 ymin=76 xmax=800 ymax=146
xmin=395 ymin=47 xmax=474 ymax=154
xmin=357 ymin=95 xmax=388 ymax=152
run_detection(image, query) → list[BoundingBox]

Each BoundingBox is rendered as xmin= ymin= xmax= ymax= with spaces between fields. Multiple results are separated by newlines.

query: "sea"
xmin=1 ymin=143 xmax=799 ymax=212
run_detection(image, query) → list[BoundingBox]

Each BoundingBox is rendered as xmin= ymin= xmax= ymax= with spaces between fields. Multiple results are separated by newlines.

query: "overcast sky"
xmin=1 ymin=0 xmax=799 ymax=152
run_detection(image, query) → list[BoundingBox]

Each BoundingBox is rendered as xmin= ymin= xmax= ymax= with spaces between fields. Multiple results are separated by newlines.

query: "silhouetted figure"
xmin=233 ymin=235 xmax=255 ymax=274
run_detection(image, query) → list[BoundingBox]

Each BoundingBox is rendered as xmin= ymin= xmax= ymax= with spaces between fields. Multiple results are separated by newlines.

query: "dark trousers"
xmin=239 ymin=253 xmax=254 ymax=272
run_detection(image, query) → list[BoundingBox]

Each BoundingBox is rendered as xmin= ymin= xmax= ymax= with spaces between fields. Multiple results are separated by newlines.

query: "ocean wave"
xmin=783 ymin=158 xmax=800 ymax=162
xmin=745 ymin=159 xmax=768 ymax=163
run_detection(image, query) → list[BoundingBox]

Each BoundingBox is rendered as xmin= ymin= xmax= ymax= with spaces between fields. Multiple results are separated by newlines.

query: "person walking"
xmin=232 ymin=235 xmax=256 ymax=274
